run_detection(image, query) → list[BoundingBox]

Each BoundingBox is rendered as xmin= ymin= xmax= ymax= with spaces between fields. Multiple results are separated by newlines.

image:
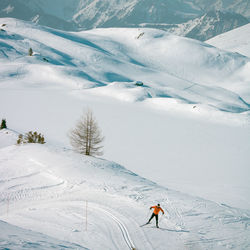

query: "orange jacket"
xmin=151 ymin=206 xmax=164 ymax=215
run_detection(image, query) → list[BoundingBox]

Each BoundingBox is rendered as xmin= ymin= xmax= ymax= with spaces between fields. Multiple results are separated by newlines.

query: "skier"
xmin=146 ymin=203 xmax=164 ymax=228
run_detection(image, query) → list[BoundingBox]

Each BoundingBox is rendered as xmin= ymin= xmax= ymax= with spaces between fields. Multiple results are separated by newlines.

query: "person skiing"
xmin=146 ymin=203 xmax=164 ymax=228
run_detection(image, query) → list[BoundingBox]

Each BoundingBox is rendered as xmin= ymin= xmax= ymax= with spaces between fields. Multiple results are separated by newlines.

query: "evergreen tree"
xmin=0 ymin=119 xmax=7 ymax=129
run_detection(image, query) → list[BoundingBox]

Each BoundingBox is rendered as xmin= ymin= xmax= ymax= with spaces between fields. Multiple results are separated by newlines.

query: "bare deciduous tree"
xmin=69 ymin=110 xmax=104 ymax=156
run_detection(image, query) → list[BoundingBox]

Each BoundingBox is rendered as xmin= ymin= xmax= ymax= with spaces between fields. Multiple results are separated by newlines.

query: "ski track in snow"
xmin=0 ymin=147 xmax=190 ymax=249
xmin=91 ymin=204 xmax=136 ymax=250
xmin=0 ymin=155 xmax=144 ymax=249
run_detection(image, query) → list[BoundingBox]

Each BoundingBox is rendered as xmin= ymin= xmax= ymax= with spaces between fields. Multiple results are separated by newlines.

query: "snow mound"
xmin=0 ymin=129 xmax=18 ymax=148
xmin=0 ymin=18 xmax=250 ymax=113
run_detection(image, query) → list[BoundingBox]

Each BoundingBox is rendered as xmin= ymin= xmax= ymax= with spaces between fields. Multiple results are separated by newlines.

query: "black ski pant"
xmin=148 ymin=213 xmax=158 ymax=226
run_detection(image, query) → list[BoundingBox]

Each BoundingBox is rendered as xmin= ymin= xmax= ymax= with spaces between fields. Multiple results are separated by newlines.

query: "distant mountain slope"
xmin=193 ymin=0 xmax=250 ymax=19
xmin=72 ymin=0 xmax=201 ymax=28
xmin=0 ymin=0 xmax=249 ymax=41
xmin=169 ymin=11 xmax=249 ymax=41
xmin=0 ymin=0 xmax=76 ymax=30
xmin=141 ymin=10 xmax=249 ymax=41
xmin=206 ymin=23 xmax=250 ymax=57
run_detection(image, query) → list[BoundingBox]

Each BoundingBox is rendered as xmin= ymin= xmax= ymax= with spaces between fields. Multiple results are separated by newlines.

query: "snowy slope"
xmin=166 ymin=10 xmax=249 ymax=41
xmin=192 ymin=0 xmax=250 ymax=19
xmin=0 ymin=18 xmax=250 ymax=249
xmin=0 ymin=18 xmax=250 ymax=112
xmin=0 ymin=220 xmax=86 ymax=249
xmin=0 ymin=130 xmax=250 ymax=249
xmin=207 ymin=23 xmax=250 ymax=58
xmin=0 ymin=18 xmax=250 ymax=210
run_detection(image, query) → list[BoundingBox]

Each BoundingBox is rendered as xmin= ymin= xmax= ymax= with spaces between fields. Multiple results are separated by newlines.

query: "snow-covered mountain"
xmin=0 ymin=18 xmax=249 ymax=112
xmin=206 ymin=23 xmax=250 ymax=57
xmin=0 ymin=0 xmax=249 ymax=40
xmin=0 ymin=18 xmax=250 ymax=249
xmin=0 ymin=0 xmax=77 ymax=30
xmin=163 ymin=10 xmax=249 ymax=41
xmin=192 ymin=0 xmax=250 ymax=19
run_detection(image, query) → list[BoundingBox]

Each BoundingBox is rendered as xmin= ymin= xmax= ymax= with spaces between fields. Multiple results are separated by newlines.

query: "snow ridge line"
xmin=93 ymin=205 xmax=136 ymax=250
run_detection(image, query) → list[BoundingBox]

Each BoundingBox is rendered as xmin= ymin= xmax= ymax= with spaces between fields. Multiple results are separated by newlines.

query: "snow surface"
xmin=207 ymin=23 xmax=250 ymax=58
xmin=0 ymin=130 xmax=250 ymax=249
xmin=0 ymin=18 xmax=250 ymax=249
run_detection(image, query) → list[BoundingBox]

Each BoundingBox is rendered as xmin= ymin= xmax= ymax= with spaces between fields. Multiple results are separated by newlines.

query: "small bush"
xmin=135 ymin=81 xmax=143 ymax=86
xmin=28 ymin=48 xmax=33 ymax=56
xmin=0 ymin=119 xmax=7 ymax=129
xmin=17 ymin=131 xmax=45 ymax=145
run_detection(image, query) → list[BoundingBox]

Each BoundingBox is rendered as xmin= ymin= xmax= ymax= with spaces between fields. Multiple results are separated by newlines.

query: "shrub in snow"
xmin=135 ymin=81 xmax=143 ymax=86
xmin=0 ymin=119 xmax=7 ymax=129
xmin=17 ymin=131 xmax=45 ymax=145
xmin=28 ymin=48 xmax=33 ymax=56
xmin=136 ymin=32 xmax=144 ymax=39
xmin=69 ymin=109 xmax=104 ymax=156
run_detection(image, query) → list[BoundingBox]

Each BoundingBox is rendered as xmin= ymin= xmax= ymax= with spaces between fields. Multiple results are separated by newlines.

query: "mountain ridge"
xmin=0 ymin=0 xmax=249 ymax=40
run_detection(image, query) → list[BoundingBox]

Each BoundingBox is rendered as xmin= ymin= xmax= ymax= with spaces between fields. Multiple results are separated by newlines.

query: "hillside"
xmin=206 ymin=23 xmax=250 ymax=57
xmin=165 ymin=10 xmax=249 ymax=41
xmin=0 ymin=18 xmax=249 ymax=111
xmin=0 ymin=18 xmax=250 ymax=248
xmin=0 ymin=17 xmax=250 ymax=207
xmin=0 ymin=129 xmax=250 ymax=249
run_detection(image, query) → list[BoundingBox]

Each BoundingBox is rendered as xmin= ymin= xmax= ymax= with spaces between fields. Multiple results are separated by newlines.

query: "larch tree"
xmin=69 ymin=110 xmax=104 ymax=156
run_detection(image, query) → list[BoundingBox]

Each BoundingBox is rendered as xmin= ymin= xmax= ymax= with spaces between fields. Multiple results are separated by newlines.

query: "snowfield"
xmin=0 ymin=130 xmax=250 ymax=249
xmin=0 ymin=18 xmax=250 ymax=249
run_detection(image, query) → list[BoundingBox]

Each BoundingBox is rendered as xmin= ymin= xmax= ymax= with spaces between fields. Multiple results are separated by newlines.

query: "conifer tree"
xmin=0 ymin=119 xmax=7 ymax=129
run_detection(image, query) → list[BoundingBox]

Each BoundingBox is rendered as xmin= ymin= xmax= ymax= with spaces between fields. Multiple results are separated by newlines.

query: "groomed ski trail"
xmin=92 ymin=204 xmax=136 ymax=250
